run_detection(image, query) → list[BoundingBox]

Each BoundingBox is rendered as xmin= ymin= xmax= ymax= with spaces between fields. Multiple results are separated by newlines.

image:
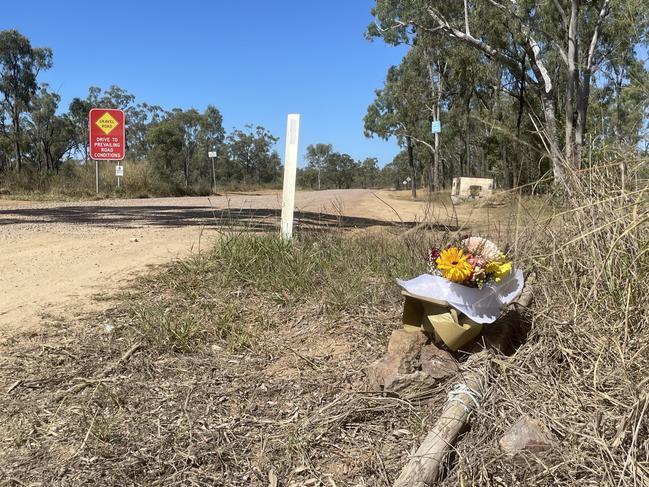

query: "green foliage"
xmin=367 ymin=0 xmax=649 ymax=188
xmin=299 ymin=144 xmax=384 ymax=189
xmin=0 ymin=29 xmax=52 ymax=172
xmin=204 ymin=232 xmax=424 ymax=310
xmin=27 ymin=84 xmax=76 ymax=173
xmin=225 ymin=125 xmax=281 ymax=184
xmin=0 ymin=30 xmax=287 ymax=195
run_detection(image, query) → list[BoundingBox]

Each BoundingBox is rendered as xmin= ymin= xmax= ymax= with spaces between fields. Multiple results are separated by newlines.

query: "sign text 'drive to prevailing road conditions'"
xmin=89 ymin=108 xmax=125 ymax=160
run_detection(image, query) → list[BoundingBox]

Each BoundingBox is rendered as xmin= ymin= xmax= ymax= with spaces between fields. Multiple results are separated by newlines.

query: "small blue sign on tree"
xmin=431 ymin=120 xmax=442 ymax=134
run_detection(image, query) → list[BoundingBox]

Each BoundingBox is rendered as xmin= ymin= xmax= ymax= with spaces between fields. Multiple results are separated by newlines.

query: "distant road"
xmin=0 ymin=189 xmax=425 ymax=339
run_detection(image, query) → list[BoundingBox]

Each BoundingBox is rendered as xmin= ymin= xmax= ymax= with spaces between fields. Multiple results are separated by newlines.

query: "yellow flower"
xmin=485 ymin=257 xmax=512 ymax=282
xmin=436 ymin=247 xmax=473 ymax=283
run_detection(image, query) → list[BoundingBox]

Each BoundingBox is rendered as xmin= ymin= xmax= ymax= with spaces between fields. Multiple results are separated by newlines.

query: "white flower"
xmin=462 ymin=237 xmax=501 ymax=262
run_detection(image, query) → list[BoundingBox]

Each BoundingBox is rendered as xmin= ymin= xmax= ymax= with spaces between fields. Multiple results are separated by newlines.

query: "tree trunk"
xmin=464 ymin=91 xmax=472 ymax=175
xmin=12 ymin=108 xmax=22 ymax=172
xmin=542 ymin=92 xmax=566 ymax=187
xmin=406 ymin=135 xmax=417 ymax=199
xmin=565 ymin=0 xmax=580 ymax=168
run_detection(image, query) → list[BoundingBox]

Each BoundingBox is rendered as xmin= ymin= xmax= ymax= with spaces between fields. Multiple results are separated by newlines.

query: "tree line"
xmin=297 ymin=143 xmax=397 ymax=189
xmin=0 ymin=30 xmax=287 ymax=192
xmin=365 ymin=0 xmax=649 ymax=197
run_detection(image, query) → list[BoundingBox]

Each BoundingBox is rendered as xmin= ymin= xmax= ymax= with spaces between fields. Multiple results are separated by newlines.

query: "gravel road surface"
xmin=0 ymin=189 xmax=419 ymax=340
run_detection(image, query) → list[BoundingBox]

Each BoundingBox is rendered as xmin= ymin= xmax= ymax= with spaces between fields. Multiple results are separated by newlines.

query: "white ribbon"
xmin=446 ymin=383 xmax=483 ymax=413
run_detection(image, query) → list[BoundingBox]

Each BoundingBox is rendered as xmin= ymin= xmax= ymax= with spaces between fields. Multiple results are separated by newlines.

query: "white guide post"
xmin=280 ymin=114 xmax=300 ymax=239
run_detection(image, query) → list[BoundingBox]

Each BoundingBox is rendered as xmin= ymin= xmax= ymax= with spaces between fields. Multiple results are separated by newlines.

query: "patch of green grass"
xmin=205 ymin=231 xmax=425 ymax=310
xmin=123 ymin=231 xmax=426 ymax=354
xmin=131 ymin=306 xmax=200 ymax=353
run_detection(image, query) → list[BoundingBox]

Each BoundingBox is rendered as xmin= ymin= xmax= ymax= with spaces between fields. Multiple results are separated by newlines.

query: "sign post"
xmin=280 ymin=114 xmax=300 ymax=240
xmin=115 ymin=164 xmax=124 ymax=189
xmin=208 ymin=149 xmax=217 ymax=190
xmin=89 ymin=108 xmax=126 ymax=193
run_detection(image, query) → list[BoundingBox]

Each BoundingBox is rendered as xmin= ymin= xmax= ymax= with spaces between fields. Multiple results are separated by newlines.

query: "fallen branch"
xmin=394 ymin=351 xmax=488 ymax=486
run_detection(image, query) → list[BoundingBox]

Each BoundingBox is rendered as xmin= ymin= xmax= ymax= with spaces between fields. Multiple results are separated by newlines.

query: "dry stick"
xmin=394 ymin=279 xmax=535 ymax=487
xmin=51 ymin=341 xmax=143 ymax=404
xmin=394 ymin=352 xmax=488 ymax=487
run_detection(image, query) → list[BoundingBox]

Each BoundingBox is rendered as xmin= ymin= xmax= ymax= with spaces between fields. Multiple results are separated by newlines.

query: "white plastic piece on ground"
xmin=396 ymin=269 xmax=525 ymax=324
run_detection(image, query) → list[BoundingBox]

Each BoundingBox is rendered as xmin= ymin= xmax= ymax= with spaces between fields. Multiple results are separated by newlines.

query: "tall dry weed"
xmin=445 ymin=157 xmax=649 ymax=486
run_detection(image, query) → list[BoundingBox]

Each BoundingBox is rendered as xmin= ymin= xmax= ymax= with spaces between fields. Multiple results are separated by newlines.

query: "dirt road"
xmin=0 ymin=189 xmax=438 ymax=340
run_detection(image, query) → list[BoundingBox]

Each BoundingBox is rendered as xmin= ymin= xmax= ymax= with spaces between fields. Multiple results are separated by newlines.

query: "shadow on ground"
xmin=0 ymin=205 xmax=452 ymax=232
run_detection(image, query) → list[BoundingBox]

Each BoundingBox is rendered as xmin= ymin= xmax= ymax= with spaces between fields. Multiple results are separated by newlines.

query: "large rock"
xmin=419 ymin=344 xmax=458 ymax=379
xmin=386 ymin=329 xmax=428 ymax=358
xmin=366 ymin=329 xmax=433 ymax=393
xmin=367 ymin=354 xmax=430 ymax=392
xmin=499 ymin=416 xmax=554 ymax=454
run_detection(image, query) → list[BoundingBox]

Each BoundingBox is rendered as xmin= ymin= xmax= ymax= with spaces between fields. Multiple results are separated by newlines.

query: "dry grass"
xmin=0 ymin=232 xmax=441 ymax=486
xmin=440 ymin=159 xmax=649 ymax=486
xmin=0 ymin=160 xmax=647 ymax=486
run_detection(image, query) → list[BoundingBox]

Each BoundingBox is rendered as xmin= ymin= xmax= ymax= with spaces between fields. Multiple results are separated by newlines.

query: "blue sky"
xmin=2 ymin=0 xmax=408 ymax=166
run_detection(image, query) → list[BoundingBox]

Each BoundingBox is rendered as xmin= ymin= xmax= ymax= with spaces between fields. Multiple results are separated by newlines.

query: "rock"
xmin=386 ymin=329 xmax=428 ymax=359
xmin=367 ymin=330 xmax=433 ymax=393
xmin=450 ymin=195 xmax=463 ymax=205
xmin=366 ymin=353 xmax=434 ymax=392
xmin=419 ymin=344 xmax=458 ymax=379
xmin=387 ymin=371 xmax=435 ymax=393
xmin=499 ymin=416 xmax=554 ymax=454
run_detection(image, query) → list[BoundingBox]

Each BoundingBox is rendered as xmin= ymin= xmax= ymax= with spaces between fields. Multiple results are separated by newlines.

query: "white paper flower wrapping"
xmin=396 ymin=269 xmax=525 ymax=324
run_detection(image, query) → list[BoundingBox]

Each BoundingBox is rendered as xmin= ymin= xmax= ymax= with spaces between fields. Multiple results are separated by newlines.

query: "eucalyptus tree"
xmin=326 ymin=152 xmax=357 ymax=189
xmin=369 ymin=0 xmax=649 ymax=188
xmin=305 ymin=143 xmax=333 ymax=189
xmin=68 ymin=97 xmax=92 ymax=163
xmin=168 ymin=109 xmax=202 ymax=187
xmin=357 ymin=157 xmax=380 ymax=188
xmin=0 ymin=30 xmax=52 ymax=172
xmin=28 ymin=84 xmax=75 ymax=172
xmin=146 ymin=119 xmax=184 ymax=184
xmin=226 ymin=125 xmax=281 ymax=184
xmin=364 ymin=46 xmax=433 ymax=198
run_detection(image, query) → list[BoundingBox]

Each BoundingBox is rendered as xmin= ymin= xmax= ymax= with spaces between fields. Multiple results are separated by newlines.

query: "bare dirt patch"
xmin=0 ymin=190 xmax=407 ymax=340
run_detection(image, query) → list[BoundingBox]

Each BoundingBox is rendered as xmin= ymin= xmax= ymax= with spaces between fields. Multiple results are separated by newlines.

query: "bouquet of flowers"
xmin=425 ymin=236 xmax=512 ymax=288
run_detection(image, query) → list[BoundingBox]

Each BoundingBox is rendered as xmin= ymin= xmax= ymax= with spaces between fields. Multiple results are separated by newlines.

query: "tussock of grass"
xmin=205 ymin=232 xmax=424 ymax=309
xmin=124 ymin=232 xmax=425 ymax=353
xmin=442 ymin=159 xmax=649 ymax=486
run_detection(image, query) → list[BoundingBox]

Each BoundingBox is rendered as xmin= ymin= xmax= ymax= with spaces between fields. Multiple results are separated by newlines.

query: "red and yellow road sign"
xmin=89 ymin=108 xmax=125 ymax=160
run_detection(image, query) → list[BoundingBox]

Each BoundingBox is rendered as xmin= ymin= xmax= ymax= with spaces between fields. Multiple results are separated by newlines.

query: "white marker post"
xmin=115 ymin=163 xmax=124 ymax=189
xmin=280 ymin=114 xmax=300 ymax=240
xmin=208 ymin=150 xmax=217 ymax=190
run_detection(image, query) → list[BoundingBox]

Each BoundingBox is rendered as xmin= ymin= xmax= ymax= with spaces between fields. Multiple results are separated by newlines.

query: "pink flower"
xmin=467 ymin=253 xmax=486 ymax=269
xmin=462 ymin=237 xmax=501 ymax=262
